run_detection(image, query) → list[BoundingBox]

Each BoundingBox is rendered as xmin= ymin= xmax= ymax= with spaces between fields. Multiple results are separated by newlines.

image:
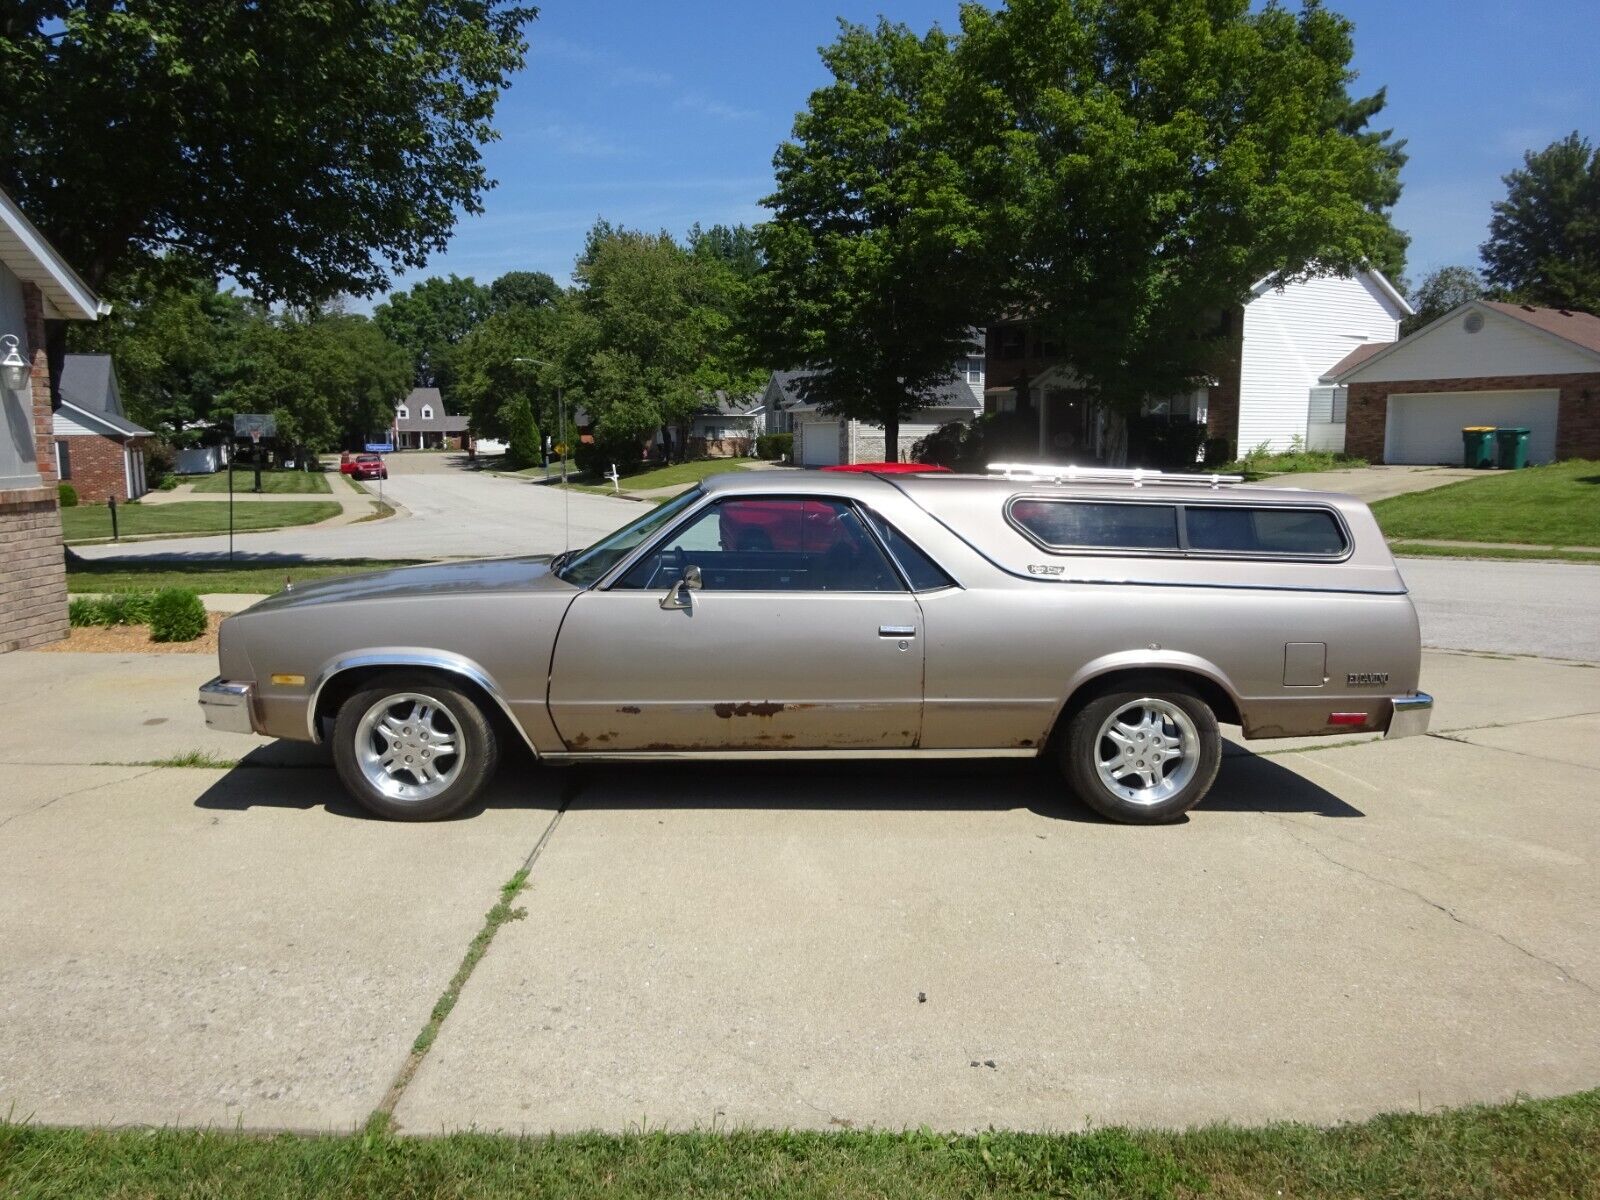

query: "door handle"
xmin=878 ymin=625 xmax=917 ymax=638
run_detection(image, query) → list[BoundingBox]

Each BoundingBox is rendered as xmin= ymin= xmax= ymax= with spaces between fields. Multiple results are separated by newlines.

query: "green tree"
xmin=1404 ymin=265 xmax=1484 ymax=334
xmin=564 ymin=222 xmax=761 ymax=463
xmin=489 ymin=270 xmax=562 ymax=314
xmin=0 ymin=1 xmax=535 ymax=304
xmin=1481 ymin=133 xmax=1600 ymax=314
xmin=222 ymin=313 xmax=411 ymax=455
xmin=67 ymin=266 xmax=250 ymax=439
xmin=689 ymin=224 xmax=763 ymax=280
xmin=373 ymin=275 xmax=492 ymax=389
xmin=952 ymin=0 xmax=1404 ymax=454
xmin=752 ymin=19 xmax=989 ymax=461
xmin=447 ymin=304 xmax=561 ymax=443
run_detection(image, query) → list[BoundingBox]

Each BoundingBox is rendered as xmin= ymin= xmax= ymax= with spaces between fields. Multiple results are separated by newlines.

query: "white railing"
xmin=985 ymin=462 xmax=1243 ymax=489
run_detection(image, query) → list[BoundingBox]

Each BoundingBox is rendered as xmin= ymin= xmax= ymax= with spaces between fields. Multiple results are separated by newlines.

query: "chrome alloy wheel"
xmin=1093 ymin=697 xmax=1200 ymax=806
xmin=354 ymin=692 xmax=465 ymax=803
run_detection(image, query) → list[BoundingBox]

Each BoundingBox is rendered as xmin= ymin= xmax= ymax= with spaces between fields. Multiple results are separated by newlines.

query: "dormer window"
xmin=397 ymin=406 xmax=409 ymax=419
xmin=421 ymin=405 xmax=434 ymax=420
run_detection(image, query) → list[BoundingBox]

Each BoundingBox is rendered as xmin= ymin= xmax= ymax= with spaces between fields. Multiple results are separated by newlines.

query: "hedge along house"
xmin=1325 ymin=300 xmax=1600 ymax=465
xmin=53 ymin=354 xmax=151 ymax=502
xmin=0 ymin=186 xmax=106 ymax=652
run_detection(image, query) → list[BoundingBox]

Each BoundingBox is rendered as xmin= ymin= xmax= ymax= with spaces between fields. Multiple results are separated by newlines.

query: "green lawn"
xmin=1372 ymin=459 xmax=1600 ymax=546
xmin=67 ymin=558 xmax=425 ymax=594
xmin=3 ymin=1090 xmax=1597 ymax=1199
xmin=61 ymin=501 xmax=342 ymax=544
xmin=615 ymin=456 xmax=759 ymax=489
xmin=1391 ymin=541 xmax=1600 ymax=564
xmin=1220 ymin=449 xmax=1369 ymax=479
xmin=188 ymin=468 xmax=332 ymax=494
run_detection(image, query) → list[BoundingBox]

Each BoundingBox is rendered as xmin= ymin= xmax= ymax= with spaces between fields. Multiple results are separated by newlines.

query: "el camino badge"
xmin=1346 ymin=672 xmax=1389 ymax=686
xmin=1028 ymin=564 xmax=1066 ymax=576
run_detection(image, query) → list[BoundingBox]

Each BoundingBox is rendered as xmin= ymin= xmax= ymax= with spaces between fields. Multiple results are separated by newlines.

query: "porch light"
xmin=0 ymin=335 xmax=28 ymax=392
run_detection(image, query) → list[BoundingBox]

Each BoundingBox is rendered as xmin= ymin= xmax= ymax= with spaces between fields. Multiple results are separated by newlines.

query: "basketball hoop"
xmin=250 ymin=430 xmax=262 ymax=446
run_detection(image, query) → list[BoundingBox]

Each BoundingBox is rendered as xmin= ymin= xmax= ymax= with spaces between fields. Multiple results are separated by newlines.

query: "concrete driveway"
xmin=1 ymin=646 xmax=1596 ymax=1133
xmin=1253 ymin=464 xmax=1481 ymax=502
xmin=71 ymin=452 xmax=642 ymax=563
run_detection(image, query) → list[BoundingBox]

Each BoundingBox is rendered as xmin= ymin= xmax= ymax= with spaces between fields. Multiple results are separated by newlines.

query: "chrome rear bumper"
xmin=198 ymin=677 xmax=258 ymax=735
xmin=1385 ymin=692 xmax=1433 ymax=739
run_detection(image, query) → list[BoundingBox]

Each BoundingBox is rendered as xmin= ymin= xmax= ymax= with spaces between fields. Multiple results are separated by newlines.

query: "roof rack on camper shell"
xmin=985 ymin=462 xmax=1244 ymax=489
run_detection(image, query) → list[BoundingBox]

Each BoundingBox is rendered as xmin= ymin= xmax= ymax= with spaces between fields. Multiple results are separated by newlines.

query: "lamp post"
xmin=510 ymin=357 xmax=565 ymax=484
xmin=0 ymin=335 xmax=30 ymax=392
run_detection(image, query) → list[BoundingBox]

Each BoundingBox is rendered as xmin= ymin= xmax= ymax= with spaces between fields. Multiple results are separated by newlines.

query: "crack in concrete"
xmin=1433 ymin=709 xmax=1600 ymax=736
xmin=375 ymin=776 xmax=580 ymax=1133
xmin=0 ymin=766 xmax=162 ymax=833
xmin=1262 ymin=812 xmax=1597 ymax=999
xmin=1426 ymin=731 xmax=1600 ymax=773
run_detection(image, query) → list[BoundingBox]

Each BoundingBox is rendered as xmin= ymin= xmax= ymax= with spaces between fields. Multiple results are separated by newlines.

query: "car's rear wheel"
xmin=1060 ymin=681 xmax=1221 ymax=823
xmin=332 ymin=675 xmax=498 ymax=821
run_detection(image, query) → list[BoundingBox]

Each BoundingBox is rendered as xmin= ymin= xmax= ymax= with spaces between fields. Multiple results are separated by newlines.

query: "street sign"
xmin=365 ymin=442 xmax=394 ymax=453
xmin=233 ymin=413 xmax=276 ymax=439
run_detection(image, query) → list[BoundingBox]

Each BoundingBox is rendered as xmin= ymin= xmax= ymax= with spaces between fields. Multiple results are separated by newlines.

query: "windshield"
xmin=555 ymin=487 xmax=705 ymax=587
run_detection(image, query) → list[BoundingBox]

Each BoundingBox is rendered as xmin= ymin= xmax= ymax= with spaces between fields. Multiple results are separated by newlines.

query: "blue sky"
xmin=376 ymin=0 xmax=1600 ymax=301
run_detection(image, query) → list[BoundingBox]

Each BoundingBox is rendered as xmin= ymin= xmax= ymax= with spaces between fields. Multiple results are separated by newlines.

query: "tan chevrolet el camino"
xmin=199 ymin=464 xmax=1431 ymax=824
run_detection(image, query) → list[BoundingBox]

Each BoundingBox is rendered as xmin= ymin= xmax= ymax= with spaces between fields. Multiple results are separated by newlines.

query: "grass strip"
xmin=3 ymin=1090 xmax=1597 ymax=1198
xmin=67 ymin=559 xmax=424 ymax=594
xmin=1391 ymin=541 xmax=1600 ymax=565
xmin=62 ymin=501 xmax=341 ymax=544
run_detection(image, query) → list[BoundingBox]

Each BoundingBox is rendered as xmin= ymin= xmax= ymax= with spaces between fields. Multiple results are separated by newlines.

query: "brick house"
xmin=0 ymin=187 xmax=106 ymax=652
xmin=53 ymin=354 xmax=151 ymax=501
xmin=1324 ymin=300 xmax=1600 ymax=464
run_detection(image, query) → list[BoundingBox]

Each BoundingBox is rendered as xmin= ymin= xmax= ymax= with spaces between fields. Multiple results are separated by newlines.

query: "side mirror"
xmin=660 ymin=563 xmax=702 ymax=611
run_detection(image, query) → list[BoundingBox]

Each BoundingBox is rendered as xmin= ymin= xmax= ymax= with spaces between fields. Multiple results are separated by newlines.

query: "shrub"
xmin=755 ymin=432 xmax=793 ymax=461
xmin=575 ymin=431 xmax=648 ymax=476
xmin=1127 ymin=416 xmax=1208 ymax=471
xmin=157 ymin=475 xmax=180 ymax=491
xmin=58 ymin=482 xmax=78 ymax=507
xmin=503 ymin=397 xmax=542 ymax=469
xmin=911 ymin=411 xmax=1035 ymax=471
xmin=67 ymin=591 xmax=158 ymax=628
xmin=148 ymin=588 xmax=208 ymax=643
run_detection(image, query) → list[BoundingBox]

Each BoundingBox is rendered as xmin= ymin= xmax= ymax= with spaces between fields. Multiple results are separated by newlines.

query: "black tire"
xmin=1059 ymin=679 xmax=1221 ymax=824
xmin=331 ymin=673 xmax=499 ymax=821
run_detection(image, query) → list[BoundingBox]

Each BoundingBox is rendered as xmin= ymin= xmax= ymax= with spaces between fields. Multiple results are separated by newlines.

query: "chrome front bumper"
xmin=1385 ymin=692 xmax=1433 ymax=739
xmin=198 ymin=677 xmax=258 ymax=735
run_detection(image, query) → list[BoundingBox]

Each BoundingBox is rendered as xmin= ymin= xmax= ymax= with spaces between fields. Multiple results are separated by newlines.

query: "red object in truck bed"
xmin=819 ymin=462 xmax=950 ymax=474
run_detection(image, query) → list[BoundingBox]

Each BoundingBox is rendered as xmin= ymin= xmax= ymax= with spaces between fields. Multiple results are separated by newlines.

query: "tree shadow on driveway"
xmin=192 ymin=742 xmax=1359 ymax=823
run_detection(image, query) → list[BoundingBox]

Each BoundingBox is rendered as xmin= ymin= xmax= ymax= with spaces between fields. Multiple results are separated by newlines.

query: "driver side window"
xmin=615 ymin=497 xmax=904 ymax=592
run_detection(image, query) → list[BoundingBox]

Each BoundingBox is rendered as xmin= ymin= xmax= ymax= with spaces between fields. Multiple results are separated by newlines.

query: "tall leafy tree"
xmin=222 ymin=313 xmax=412 ymax=453
xmin=689 ymin=224 xmax=764 ymax=280
xmin=1404 ymin=265 xmax=1483 ymax=333
xmin=1481 ymin=133 xmax=1600 ymax=314
xmin=564 ymin=222 xmax=762 ymax=461
xmin=488 ymin=270 xmax=562 ymax=314
xmin=372 ymin=275 xmax=492 ymax=390
xmin=753 ymin=20 xmax=989 ymax=461
xmin=0 ymin=1 xmax=536 ymax=305
xmin=951 ymin=0 xmax=1404 ymax=454
xmin=447 ymin=303 xmax=562 ymax=448
xmin=68 ymin=266 xmax=251 ymax=438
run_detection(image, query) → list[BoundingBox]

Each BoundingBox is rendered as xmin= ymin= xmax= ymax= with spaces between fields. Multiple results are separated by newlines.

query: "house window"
xmin=397 ymin=406 xmax=409 ymax=419
xmin=56 ymin=440 xmax=72 ymax=480
xmin=421 ymin=405 xmax=434 ymax=420
xmin=964 ymin=356 xmax=983 ymax=384
xmin=997 ymin=327 xmax=1025 ymax=360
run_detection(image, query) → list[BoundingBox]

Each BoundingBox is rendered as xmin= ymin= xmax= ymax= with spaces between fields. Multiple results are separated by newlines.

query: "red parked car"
xmin=819 ymin=462 xmax=951 ymax=474
xmin=338 ymin=452 xmax=357 ymax=475
xmin=348 ymin=453 xmax=387 ymax=481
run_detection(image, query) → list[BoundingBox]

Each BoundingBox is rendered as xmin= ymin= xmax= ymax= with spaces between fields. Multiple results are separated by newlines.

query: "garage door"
xmin=799 ymin=420 xmax=843 ymax=466
xmin=1385 ymin=390 xmax=1559 ymax=465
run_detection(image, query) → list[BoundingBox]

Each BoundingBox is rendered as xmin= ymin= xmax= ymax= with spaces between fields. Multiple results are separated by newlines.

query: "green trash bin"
xmin=1495 ymin=426 xmax=1531 ymax=469
xmin=1461 ymin=426 xmax=1496 ymax=469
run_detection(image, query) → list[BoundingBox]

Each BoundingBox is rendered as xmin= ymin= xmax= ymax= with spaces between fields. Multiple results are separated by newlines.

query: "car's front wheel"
xmin=1060 ymin=681 xmax=1221 ymax=823
xmin=331 ymin=675 xmax=499 ymax=821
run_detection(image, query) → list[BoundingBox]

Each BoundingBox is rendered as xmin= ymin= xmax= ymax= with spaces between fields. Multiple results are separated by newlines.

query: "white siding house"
xmin=1234 ymin=270 xmax=1411 ymax=456
xmin=765 ymin=348 xmax=986 ymax=467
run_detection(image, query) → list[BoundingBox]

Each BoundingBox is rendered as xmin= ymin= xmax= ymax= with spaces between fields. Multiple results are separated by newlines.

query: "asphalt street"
xmin=1397 ymin=555 xmax=1600 ymax=662
xmin=70 ymin=452 xmax=642 ymax=562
